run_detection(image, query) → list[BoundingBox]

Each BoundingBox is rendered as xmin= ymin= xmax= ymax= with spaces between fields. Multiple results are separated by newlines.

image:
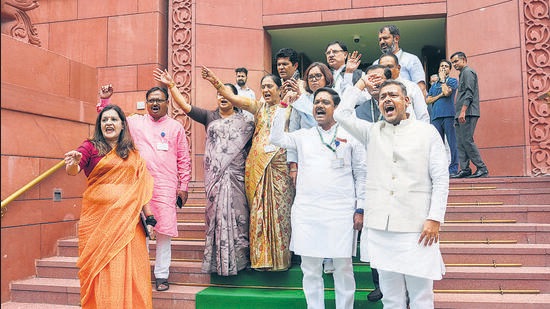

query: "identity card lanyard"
xmin=317 ymin=124 xmax=344 ymax=168
xmin=157 ymin=131 xmax=169 ymax=151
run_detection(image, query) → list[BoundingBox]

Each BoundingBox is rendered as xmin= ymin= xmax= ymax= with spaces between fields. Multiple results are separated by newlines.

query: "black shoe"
xmin=469 ymin=168 xmax=489 ymax=178
xmin=367 ymin=287 xmax=383 ymax=302
xmin=450 ymin=169 xmax=471 ymax=178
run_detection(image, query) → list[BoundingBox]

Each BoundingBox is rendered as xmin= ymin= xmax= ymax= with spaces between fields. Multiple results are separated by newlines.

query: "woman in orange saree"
xmin=65 ymin=105 xmax=155 ymax=308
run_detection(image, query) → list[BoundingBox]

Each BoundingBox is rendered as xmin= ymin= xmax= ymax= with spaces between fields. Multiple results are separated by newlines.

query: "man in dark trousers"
xmin=450 ymin=52 xmax=489 ymax=178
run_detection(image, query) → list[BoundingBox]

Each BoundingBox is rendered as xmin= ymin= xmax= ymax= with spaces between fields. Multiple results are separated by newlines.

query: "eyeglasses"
xmin=146 ymin=99 xmax=167 ymax=104
xmin=325 ymin=50 xmax=344 ymax=56
xmin=307 ymin=73 xmax=324 ymax=81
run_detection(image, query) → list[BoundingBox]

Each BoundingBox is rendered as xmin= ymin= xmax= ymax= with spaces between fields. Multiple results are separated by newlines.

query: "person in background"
xmin=378 ymin=53 xmax=430 ymax=123
xmin=334 ymin=80 xmax=448 ymax=309
xmin=64 ymin=104 xmax=155 ymax=308
xmin=426 ymin=60 xmax=459 ymax=177
xmin=373 ymin=24 xmax=427 ymax=96
xmin=275 ymin=47 xmax=305 ymax=103
xmin=427 ymin=74 xmax=439 ymax=118
xmin=201 ymin=66 xmax=295 ymax=271
xmin=450 ymin=51 xmax=489 ymax=178
xmin=270 ymin=87 xmax=366 ymax=309
xmin=98 ymin=85 xmax=191 ymax=291
xmin=154 ymin=68 xmax=254 ymax=276
xmin=235 ymin=67 xmax=256 ymax=100
xmin=325 ymin=40 xmax=364 ymax=96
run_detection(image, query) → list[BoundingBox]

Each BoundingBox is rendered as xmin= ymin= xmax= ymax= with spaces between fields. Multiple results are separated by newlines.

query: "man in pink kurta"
xmin=100 ymin=86 xmax=191 ymax=291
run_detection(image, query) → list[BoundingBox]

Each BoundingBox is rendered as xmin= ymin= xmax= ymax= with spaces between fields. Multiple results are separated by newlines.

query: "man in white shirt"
xmin=325 ymin=40 xmax=364 ymax=95
xmin=334 ymin=80 xmax=449 ymax=309
xmin=270 ymin=87 xmax=366 ymax=309
xmin=379 ymin=53 xmax=430 ymax=123
xmin=373 ymin=25 xmax=427 ymax=96
xmin=235 ymin=67 xmax=256 ymax=100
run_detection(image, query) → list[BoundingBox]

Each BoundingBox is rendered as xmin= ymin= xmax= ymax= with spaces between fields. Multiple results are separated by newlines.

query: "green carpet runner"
xmin=196 ymin=259 xmax=383 ymax=308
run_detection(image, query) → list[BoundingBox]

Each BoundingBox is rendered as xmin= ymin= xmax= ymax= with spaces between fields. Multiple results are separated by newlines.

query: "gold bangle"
xmin=214 ymin=80 xmax=223 ymax=90
xmin=168 ymin=82 xmax=175 ymax=89
xmin=289 ymin=169 xmax=298 ymax=172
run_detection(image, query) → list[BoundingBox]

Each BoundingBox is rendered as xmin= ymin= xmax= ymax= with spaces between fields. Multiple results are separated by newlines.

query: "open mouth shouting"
xmin=383 ymin=102 xmax=396 ymax=117
xmin=314 ymin=106 xmax=327 ymax=119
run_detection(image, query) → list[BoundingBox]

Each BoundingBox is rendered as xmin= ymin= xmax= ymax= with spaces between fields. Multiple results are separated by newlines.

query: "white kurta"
xmin=270 ymin=107 xmax=367 ymax=258
xmin=335 ymin=86 xmax=449 ymax=280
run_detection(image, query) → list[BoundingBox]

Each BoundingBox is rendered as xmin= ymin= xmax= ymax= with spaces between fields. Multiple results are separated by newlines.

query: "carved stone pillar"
xmin=524 ymin=0 xmax=549 ymax=176
xmin=168 ymin=0 xmax=192 ymax=147
xmin=1 ymin=0 xmax=41 ymax=46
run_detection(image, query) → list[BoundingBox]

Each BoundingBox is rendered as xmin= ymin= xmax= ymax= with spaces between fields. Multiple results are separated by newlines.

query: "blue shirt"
xmin=427 ymin=77 xmax=458 ymax=120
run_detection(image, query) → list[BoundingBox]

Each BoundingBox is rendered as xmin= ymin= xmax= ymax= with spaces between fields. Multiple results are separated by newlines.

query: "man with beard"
xmin=98 ymin=85 xmax=191 ymax=292
xmin=373 ymin=25 xmax=427 ymax=96
xmin=235 ymin=67 xmax=256 ymax=100
xmin=270 ymin=87 xmax=366 ymax=309
xmin=334 ymin=80 xmax=448 ymax=308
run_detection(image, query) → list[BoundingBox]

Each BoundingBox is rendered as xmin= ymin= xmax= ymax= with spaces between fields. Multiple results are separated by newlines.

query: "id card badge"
xmin=264 ymin=144 xmax=277 ymax=153
xmin=331 ymin=158 xmax=344 ymax=169
xmin=157 ymin=142 xmax=169 ymax=151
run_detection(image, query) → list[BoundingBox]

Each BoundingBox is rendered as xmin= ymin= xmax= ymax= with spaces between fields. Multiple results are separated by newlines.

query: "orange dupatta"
xmin=77 ymin=149 xmax=154 ymax=308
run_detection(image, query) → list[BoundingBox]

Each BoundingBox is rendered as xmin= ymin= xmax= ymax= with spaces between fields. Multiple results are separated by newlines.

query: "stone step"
xmin=441 ymin=223 xmax=550 ymax=244
xmin=35 ymin=256 xmax=209 ymax=285
xmin=450 ymin=176 xmax=550 ymax=190
xmin=0 ymin=303 xmax=80 ymax=309
xmin=177 ymin=222 xmax=205 ymax=239
xmin=445 ymin=205 xmax=550 ymax=224
xmin=435 ymin=266 xmax=550 ymax=293
xmin=177 ymin=205 xmax=205 ymax=221
xmin=434 ymin=293 xmax=550 ymax=308
xmin=9 ymin=277 xmax=204 ymax=307
xmin=447 ymin=188 xmax=550 ymax=205
xmin=57 ymin=238 xmax=205 ymax=261
xmin=441 ymin=243 xmax=550 ymax=267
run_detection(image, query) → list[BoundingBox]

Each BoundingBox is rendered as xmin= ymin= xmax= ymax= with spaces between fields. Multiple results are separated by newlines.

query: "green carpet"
xmin=196 ymin=261 xmax=383 ymax=308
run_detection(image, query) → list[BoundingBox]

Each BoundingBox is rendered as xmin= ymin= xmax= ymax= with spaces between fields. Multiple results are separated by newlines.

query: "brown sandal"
xmin=155 ymin=278 xmax=169 ymax=291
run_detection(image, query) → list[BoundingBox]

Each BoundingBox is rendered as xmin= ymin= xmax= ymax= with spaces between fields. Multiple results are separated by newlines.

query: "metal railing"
xmin=1 ymin=159 xmax=65 ymax=217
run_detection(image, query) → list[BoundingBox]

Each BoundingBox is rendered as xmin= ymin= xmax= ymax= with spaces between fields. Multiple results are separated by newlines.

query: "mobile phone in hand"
xmin=176 ymin=196 xmax=183 ymax=208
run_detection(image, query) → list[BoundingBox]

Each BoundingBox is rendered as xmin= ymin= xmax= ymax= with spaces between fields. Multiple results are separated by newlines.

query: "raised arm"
xmin=333 ymin=86 xmax=372 ymax=144
xmin=269 ymin=105 xmax=297 ymax=151
xmin=201 ymin=66 xmax=259 ymax=114
xmin=153 ymin=68 xmax=192 ymax=114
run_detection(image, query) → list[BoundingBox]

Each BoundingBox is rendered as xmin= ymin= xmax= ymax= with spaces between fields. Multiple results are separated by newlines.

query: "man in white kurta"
xmin=334 ymin=81 xmax=449 ymax=309
xmin=270 ymin=87 xmax=366 ymax=309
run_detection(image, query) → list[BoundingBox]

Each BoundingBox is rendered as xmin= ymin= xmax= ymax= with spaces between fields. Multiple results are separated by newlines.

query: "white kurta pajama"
xmin=334 ymin=87 xmax=449 ymax=309
xmin=270 ymin=107 xmax=367 ymax=309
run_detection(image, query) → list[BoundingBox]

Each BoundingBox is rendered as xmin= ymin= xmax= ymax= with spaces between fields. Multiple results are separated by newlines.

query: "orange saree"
xmin=77 ymin=149 xmax=154 ymax=308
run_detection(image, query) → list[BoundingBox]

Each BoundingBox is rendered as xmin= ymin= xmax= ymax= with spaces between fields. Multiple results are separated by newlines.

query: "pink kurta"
xmin=128 ymin=114 xmax=191 ymax=237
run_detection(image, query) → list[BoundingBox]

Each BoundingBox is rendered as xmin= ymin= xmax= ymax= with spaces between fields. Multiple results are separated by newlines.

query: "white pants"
xmin=301 ymin=256 xmax=355 ymax=309
xmin=154 ymin=233 xmax=172 ymax=279
xmin=378 ymin=269 xmax=434 ymax=309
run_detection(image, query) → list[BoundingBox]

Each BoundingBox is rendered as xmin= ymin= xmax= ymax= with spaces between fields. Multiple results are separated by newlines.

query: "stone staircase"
xmin=3 ymin=177 xmax=550 ymax=308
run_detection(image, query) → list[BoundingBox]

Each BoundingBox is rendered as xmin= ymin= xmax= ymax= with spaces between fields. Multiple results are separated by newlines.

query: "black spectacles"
xmin=308 ymin=73 xmax=324 ymax=81
xmin=146 ymin=99 xmax=167 ymax=104
xmin=325 ymin=50 xmax=344 ymax=56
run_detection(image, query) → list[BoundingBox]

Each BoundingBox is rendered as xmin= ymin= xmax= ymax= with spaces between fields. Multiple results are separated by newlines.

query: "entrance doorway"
xmin=268 ymin=18 xmax=446 ymax=83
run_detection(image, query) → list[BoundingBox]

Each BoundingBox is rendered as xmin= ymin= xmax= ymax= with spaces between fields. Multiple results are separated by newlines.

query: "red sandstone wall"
xmin=1 ymin=35 xmax=96 ymax=303
xmin=1 ymin=0 xmax=170 ymax=302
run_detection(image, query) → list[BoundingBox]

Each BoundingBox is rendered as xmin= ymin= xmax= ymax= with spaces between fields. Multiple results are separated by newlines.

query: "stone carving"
xmin=524 ymin=0 xmax=549 ymax=176
xmin=169 ymin=0 xmax=192 ymax=147
xmin=1 ymin=0 xmax=41 ymax=46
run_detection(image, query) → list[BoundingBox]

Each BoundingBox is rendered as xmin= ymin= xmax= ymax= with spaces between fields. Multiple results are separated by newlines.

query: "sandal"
xmin=155 ymin=278 xmax=169 ymax=291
